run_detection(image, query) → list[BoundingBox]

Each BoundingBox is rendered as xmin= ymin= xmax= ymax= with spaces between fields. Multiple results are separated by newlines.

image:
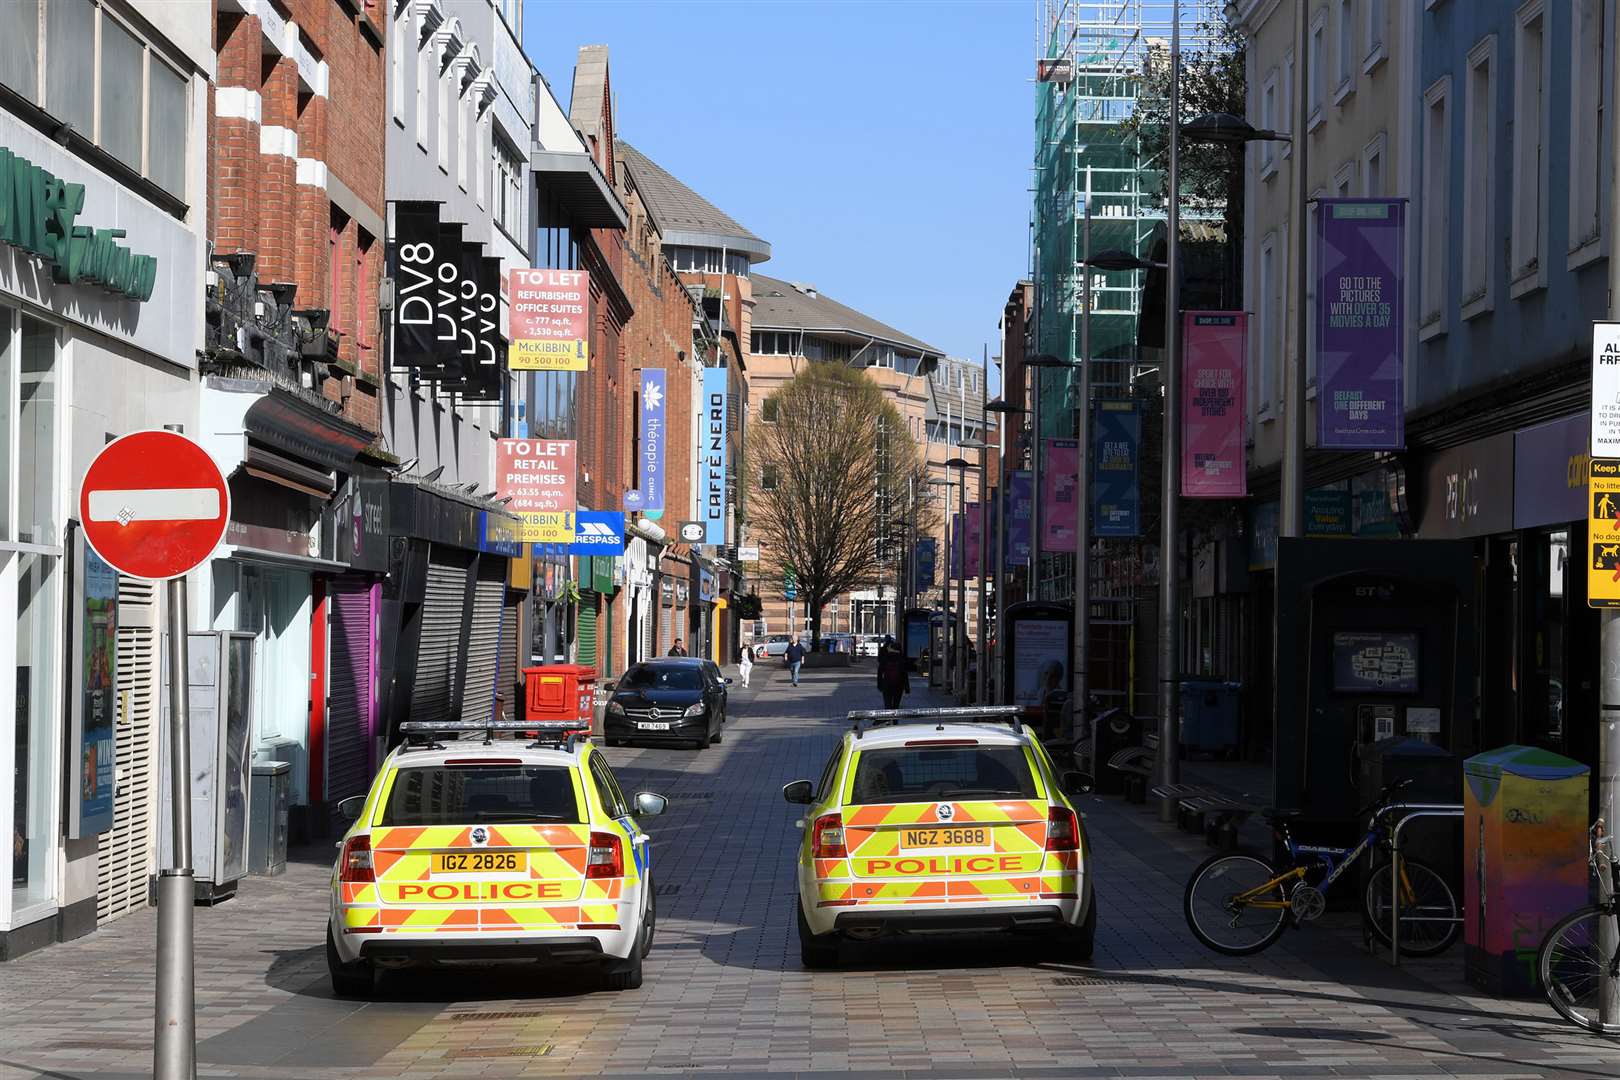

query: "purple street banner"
xmin=1315 ymin=198 xmax=1406 ymax=449
xmin=950 ymin=505 xmax=984 ymax=580
xmin=624 ymin=368 xmax=666 ymax=515
xmin=1182 ymin=312 xmax=1247 ymax=498
xmin=1043 ymin=439 xmax=1079 ymax=553
xmin=1006 ymin=469 xmax=1032 ymax=568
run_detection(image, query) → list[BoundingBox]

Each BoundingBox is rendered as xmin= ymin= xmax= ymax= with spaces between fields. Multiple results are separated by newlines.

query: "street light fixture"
xmin=1180 ymin=111 xmax=1291 ymax=147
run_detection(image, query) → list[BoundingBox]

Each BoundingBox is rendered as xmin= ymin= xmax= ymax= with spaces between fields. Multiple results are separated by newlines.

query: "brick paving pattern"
xmin=1 ymin=662 xmax=1614 ymax=1078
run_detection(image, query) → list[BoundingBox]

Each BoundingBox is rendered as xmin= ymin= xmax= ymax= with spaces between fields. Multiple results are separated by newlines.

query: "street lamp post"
xmin=986 ymin=400 xmax=1027 ymax=705
xmin=928 ymin=477 xmax=956 ymax=690
xmin=944 ymin=456 xmax=978 ymax=701
xmin=959 ymin=439 xmax=990 ymax=704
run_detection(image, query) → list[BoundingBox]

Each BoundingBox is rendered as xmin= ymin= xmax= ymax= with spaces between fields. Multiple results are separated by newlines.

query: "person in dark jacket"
xmin=668 ymin=639 xmax=687 ymax=657
xmin=876 ymin=639 xmax=910 ymax=709
xmin=784 ymin=636 xmax=807 ymax=686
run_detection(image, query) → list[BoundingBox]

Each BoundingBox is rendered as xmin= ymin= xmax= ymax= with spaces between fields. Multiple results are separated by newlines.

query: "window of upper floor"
xmin=0 ymin=0 xmax=189 ymax=204
xmin=751 ymin=330 xmax=797 ymax=356
xmin=669 ymin=247 xmax=750 ymax=277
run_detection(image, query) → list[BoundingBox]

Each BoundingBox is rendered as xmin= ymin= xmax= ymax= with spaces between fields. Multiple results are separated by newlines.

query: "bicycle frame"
xmin=1228 ymin=823 xmax=1398 ymax=911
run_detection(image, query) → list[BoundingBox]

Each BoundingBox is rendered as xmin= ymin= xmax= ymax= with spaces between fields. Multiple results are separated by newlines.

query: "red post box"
xmin=523 ymin=664 xmax=598 ymax=735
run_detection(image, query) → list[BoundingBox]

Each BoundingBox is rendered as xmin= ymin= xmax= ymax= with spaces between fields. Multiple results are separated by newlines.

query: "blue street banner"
xmin=1315 ymin=198 xmax=1406 ymax=449
xmin=913 ymin=536 xmax=937 ymax=591
xmin=702 ymin=367 xmax=728 ymax=546
xmin=624 ymin=369 xmax=666 ymax=515
xmin=566 ymin=511 xmax=627 ymax=555
xmin=1092 ymin=400 xmax=1140 ymax=537
xmin=1006 ymin=469 xmax=1032 ymax=568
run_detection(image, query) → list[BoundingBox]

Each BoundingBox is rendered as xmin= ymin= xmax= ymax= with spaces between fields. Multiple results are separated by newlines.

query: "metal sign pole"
xmin=155 ymin=576 xmax=195 ymax=1079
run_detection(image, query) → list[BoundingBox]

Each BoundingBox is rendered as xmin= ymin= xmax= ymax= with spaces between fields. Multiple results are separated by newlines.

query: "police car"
xmin=783 ymin=706 xmax=1095 ymax=968
xmin=327 ymin=720 xmax=667 ymax=995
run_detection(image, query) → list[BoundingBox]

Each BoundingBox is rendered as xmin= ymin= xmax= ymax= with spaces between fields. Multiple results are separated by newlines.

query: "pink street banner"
xmin=1182 ymin=311 xmax=1248 ymax=498
xmin=950 ymin=505 xmax=984 ymax=580
xmin=1043 ymin=438 xmax=1079 ymax=553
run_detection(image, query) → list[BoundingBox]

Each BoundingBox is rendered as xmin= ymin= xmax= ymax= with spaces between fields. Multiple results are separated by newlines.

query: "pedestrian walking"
xmin=784 ymin=635 xmax=807 ymax=687
xmin=876 ymin=637 xmax=910 ymax=709
xmin=738 ymin=644 xmax=754 ymax=688
xmin=669 ymin=639 xmax=687 ymax=657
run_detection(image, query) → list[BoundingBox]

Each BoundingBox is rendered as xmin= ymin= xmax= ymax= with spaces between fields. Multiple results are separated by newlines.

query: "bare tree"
xmin=751 ymin=364 xmax=927 ymax=649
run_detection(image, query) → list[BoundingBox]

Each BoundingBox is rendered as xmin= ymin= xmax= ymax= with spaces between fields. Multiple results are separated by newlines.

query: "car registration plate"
xmin=431 ymin=851 xmax=526 ymax=874
xmin=637 ymin=721 xmax=671 ymax=731
xmin=900 ymin=826 xmax=991 ymax=851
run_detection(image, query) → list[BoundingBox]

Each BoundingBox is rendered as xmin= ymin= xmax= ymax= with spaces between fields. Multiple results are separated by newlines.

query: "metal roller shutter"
xmin=498 ymin=593 xmax=520 ymax=717
xmin=660 ymin=603 xmax=671 ymax=657
xmin=641 ymin=594 xmax=655 ymax=663
xmin=97 ymin=577 xmax=158 ymax=924
xmin=326 ymin=576 xmax=374 ymax=821
xmin=461 ymin=560 xmax=505 ymax=723
xmin=412 ymin=554 xmax=468 ymax=726
xmin=577 ymin=597 xmax=598 ymax=668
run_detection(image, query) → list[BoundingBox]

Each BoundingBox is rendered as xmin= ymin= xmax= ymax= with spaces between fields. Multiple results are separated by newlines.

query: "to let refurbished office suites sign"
xmin=0 ymin=146 xmax=159 ymax=301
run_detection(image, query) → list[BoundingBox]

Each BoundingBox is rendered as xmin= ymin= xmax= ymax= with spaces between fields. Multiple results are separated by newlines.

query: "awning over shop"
xmin=531 ymin=149 xmax=628 ymax=229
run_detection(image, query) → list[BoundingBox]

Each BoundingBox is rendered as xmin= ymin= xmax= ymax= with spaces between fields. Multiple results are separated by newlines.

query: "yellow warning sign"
xmin=1588 ymin=459 xmax=1620 ymax=607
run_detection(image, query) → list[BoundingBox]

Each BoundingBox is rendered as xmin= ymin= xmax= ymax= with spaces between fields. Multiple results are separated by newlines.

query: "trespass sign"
xmin=0 ymin=147 xmax=158 ymax=302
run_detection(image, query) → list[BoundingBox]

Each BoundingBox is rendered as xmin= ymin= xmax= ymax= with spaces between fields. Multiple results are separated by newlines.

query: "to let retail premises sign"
xmin=496 ymin=439 xmax=576 ymax=544
xmin=1591 ymin=323 xmax=1620 ymax=457
xmin=0 ymin=147 xmax=158 ymax=301
xmin=509 ymin=268 xmax=590 ymax=371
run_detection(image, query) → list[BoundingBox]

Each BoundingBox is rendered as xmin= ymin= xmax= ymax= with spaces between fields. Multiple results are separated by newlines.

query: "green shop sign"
xmin=0 ymin=146 xmax=158 ymax=302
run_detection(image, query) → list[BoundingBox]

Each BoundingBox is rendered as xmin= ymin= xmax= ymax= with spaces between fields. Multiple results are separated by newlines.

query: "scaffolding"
xmin=1031 ymin=0 xmax=1226 ymax=712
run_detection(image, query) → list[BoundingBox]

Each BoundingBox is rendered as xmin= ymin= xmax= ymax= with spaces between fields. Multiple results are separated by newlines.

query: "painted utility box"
xmin=1463 ymin=745 xmax=1589 ymax=996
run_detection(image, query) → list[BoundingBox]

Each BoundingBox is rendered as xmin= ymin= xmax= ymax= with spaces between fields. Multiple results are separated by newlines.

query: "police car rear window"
xmin=849 ymin=746 xmax=1038 ymax=805
xmin=379 ymin=766 xmax=581 ymax=825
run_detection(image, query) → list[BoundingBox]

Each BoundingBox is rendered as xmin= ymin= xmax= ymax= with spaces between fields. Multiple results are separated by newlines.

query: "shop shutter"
xmin=577 ymin=597 xmax=598 ymax=669
xmin=325 ymin=576 xmax=373 ymax=822
xmin=641 ymin=594 xmax=655 ymax=663
xmin=461 ymin=560 xmax=505 ymax=723
xmin=659 ymin=603 xmax=671 ymax=657
xmin=97 ymin=576 xmax=159 ymax=924
xmin=498 ymin=592 xmax=520 ymax=717
xmin=411 ymin=554 xmax=468 ymax=726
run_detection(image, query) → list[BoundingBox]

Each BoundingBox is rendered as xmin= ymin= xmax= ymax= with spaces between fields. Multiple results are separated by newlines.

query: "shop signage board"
xmin=1592 ymin=323 xmax=1620 ymax=457
xmin=737 ymin=544 xmax=760 ymax=562
xmin=389 ymin=203 xmax=504 ymax=400
xmin=495 ymin=439 xmax=576 ymax=543
xmin=1588 ymin=459 xmax=1620 ymax=607
xmin=509 ymin=268 xmax=590 ymax=371
xmin=1093 ymin=400 xmax=1141 ymax=537
xmin=701 ymin=367 xmax=728 ymax=546
xmin=1516 ymin=412 xmax=1591 ymax=530
xmin=1315 ymin=199 xmax=1406 ymax=449
xmin=1182 ymin=312 xmax=1247 ymax=497
xmin=565 ymin=511 xmax=626 ymax=555
xmin=1042 ymin=439 xmax=1079 ymax=552
xmin=678 ymin=521 xmax=705 ymax=543
xmin=79 ymin=430 xmax=231 ymax=580
xmin=624 ymin=369 xmax=666 ymax=515
xmin=1416 ymin=432 xmax=1515 ymax=539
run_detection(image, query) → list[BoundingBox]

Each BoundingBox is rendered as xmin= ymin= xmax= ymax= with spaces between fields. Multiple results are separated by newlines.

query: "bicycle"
xmin=1184 ymin=779 xmax=1460 ymax=957
xmin=1537 ymin=819 xmax=1620 ymax=1035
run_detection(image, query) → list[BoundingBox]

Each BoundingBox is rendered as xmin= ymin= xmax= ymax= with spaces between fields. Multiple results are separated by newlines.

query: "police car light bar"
xmin=849 ymin=705 xmax=1023 ymax=737
xmin=398 ymin=720 xmax=588 ymax=746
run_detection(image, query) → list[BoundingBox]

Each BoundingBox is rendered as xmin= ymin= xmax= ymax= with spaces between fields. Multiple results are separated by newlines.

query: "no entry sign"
xmin=79 ymin=430 xmax=230 ymax=580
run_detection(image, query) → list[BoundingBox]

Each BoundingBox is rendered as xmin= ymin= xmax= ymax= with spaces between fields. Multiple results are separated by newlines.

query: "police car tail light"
xmin=339 ymin=835 xmax=375 ymax=883
xmin=1045 ymin=806 xmax=1080 ymax=852
xmin=811 ymin=813 xmax=847 ymax=859
xmin=586 ymin=832 xmax=623 ymax=878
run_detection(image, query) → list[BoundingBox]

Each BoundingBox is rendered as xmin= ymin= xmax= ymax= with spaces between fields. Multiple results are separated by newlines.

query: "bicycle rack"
xmin=1376 ymin=802 xmax=1465 ymax=967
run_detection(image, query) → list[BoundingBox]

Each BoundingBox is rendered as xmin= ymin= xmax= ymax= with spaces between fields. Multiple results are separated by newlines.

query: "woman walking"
xmin=738 ymin=643 xmax=755 ymax=688
xmin=876 ymin=637 xmax=910 ymax=709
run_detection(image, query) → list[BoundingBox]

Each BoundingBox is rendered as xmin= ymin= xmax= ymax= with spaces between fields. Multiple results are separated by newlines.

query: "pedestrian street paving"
xmin=1 ymin=661 xmax=1616 ymax=1079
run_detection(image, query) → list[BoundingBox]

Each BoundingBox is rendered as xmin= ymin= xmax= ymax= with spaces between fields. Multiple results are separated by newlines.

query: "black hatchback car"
xmin=604 ymin=658 xmax=729 ymax=749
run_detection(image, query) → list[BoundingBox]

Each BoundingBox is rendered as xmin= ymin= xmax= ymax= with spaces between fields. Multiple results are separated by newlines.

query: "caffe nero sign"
xmin=0 ymin=147 xmax=159 ymax=302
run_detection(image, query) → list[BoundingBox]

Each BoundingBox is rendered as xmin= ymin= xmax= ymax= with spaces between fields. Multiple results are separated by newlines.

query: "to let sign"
xmin=496 ymin=439 xmax=576 ymax=543
xmin=508 ymin=268 xmax=589 ymax=371
xmin=1591 ymin=323 xmax=1620 ymax=457
xmin=79 ymin=430 xmax=230 ymax=580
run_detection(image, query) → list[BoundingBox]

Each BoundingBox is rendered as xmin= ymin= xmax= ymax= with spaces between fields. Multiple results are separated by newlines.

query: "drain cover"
xmin=447 ymin=1010 xmax=548 ymax=1022
xmin=1052 ymin=975 xmax=1115 ymax=986
xmin=449 ymin=1044 xmax=552 ymax=1059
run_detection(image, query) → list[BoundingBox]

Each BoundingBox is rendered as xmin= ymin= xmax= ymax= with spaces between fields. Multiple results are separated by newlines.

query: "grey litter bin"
xmin=1179 ymin=680 xmax=1242 ymax=757
xmin=249 ymin=761 xmax=290 ymax=877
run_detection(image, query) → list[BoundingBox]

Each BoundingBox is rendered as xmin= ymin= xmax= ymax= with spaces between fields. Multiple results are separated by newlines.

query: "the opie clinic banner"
xmin=1316 ymin=199 xmax=1405 ymax=449
xmin=1182 ymin=311 xmax=1247 ymax=498
xmin=624 ymin=368 xmax=666 ymax=515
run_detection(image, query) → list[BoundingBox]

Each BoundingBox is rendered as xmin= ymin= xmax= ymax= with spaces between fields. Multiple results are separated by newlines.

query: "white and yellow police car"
xmin=784 ymin=706 xmax=1095 ymax=968
xmin=327 ymin=720 xmax=666 ymax=995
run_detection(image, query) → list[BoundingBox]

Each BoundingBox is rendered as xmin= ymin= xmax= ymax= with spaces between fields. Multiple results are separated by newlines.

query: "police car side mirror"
xmin=633 ymin=791 xmax=668 ymax=818
xmin=1062 ymin=771 xmax=1095 ymax=797
xmin=337 ymin=795 xmax=365 ymax=823
xmin=782 ymin=779 xmax=815 ymax=805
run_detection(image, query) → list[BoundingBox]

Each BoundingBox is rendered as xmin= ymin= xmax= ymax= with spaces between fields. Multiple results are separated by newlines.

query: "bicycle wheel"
xmin=1184 ymin=852 xmax=1291 ymax=956
xmin=1364 ymin=858 xmax=1460 ymax=957
xmin=1538 ymin=905 xmax=1620 ymax=1035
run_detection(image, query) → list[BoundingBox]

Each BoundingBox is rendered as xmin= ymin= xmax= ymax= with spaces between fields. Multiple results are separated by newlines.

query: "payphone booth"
xmin=1001 ymin=601 xmax=1073 ymax=735
xmin=1274 ymin=539 xmax=1476 ymax=835
xmin=902 ymin=608 xmax=933 ymax=673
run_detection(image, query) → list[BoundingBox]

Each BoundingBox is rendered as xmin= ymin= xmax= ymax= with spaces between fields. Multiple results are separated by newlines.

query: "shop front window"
xmin=12 ymin=553 xmax=58 ymax=912
xmin=19 ymin=316 xmax=56 ymax=545
xmin=1532 ymin=529 xmax=1568 ymax=750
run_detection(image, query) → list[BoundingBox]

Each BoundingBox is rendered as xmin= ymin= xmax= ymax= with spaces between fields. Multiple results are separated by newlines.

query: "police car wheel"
xmin=797 ymin=903 xmax=838 ymax=969
xmin=1055 ymin=897 xmax=1098 ymax=962
xmin=326 ymin=925 xmax=374 ymax=998
xmin=601 ymin=942 xmax=644 ymax=991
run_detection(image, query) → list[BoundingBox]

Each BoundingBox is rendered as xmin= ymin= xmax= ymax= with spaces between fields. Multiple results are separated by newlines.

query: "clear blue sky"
xmin=523 ymin=0 xmax=1030 ymax=388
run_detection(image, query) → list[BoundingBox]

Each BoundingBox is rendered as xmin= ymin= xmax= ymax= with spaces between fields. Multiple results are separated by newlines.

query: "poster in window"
xmin=70 ymin=539 xmax=118 ymax=838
